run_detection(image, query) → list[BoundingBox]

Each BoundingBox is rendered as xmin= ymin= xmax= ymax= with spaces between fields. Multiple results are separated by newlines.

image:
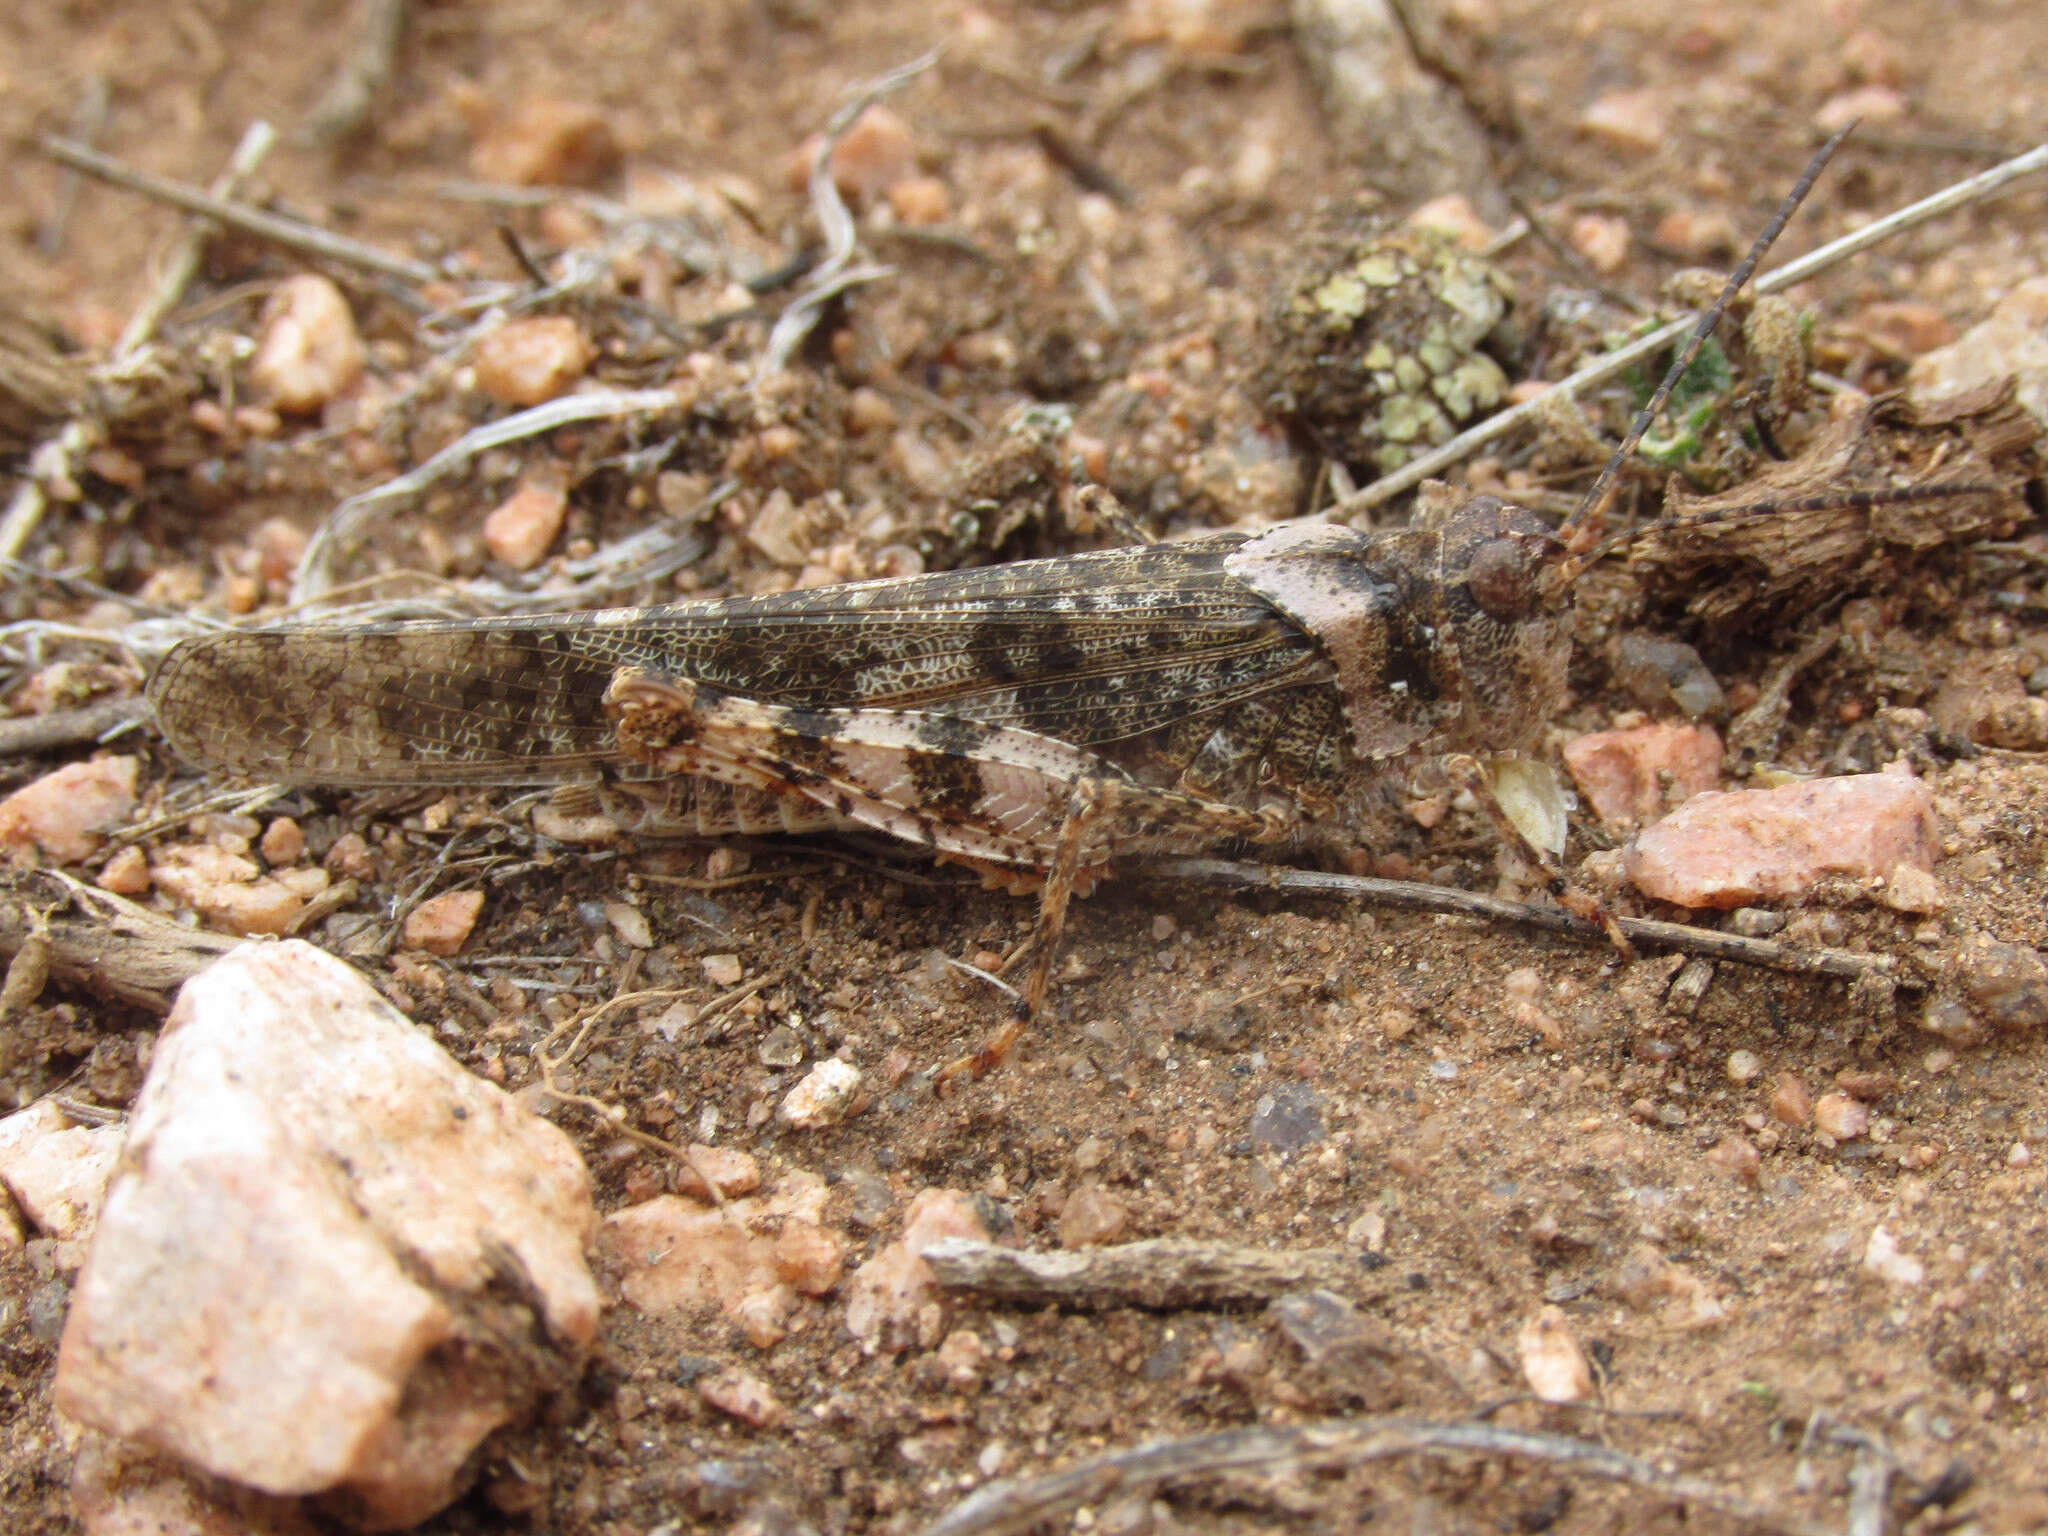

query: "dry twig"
xmin=762 ymin=50 xmax=938 ymax=374
xmin=291 ymin=386 xmax=685 ymax=603
xmin=0 ymin=696 xmax=150 ymax=757
xmin=0 ymin=870 xmax=238 ymax=1010
xmin=1148 ymin=858 xmax=1913 ymax=987
xmin=38 ymin=133 xmax=438 ymax=287
xmin=915 ymin=1415 xmax=1833 ymax=1536
xmin=923 ymin=1237 xmax=1366 ymax=1310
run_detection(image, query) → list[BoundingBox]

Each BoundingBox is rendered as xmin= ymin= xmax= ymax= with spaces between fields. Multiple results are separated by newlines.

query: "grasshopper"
xmin=145 ymin=132 xmax=1877 ymax=1030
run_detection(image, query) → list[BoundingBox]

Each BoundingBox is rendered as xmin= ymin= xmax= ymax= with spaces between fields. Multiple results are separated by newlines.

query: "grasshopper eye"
xmin=1466 ymin=537 xmax=1535 ymax=620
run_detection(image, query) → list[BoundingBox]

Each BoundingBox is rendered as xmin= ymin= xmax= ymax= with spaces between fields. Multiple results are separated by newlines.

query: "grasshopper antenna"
xmin=1556 ymin=122 xmax=1858 ymax=558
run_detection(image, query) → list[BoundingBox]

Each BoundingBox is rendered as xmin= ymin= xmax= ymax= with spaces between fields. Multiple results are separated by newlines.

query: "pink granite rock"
xmin=1624 ymin=770 xmax=1937 ymax=909
xmin=0 ymin=1098 xmax=124 ymax=1243
xmin=599 ymin=1173 xmax=837 ymax=1320
xmin=1563 ymin=722 xmax=1723 ymax=831
xmin=843 ymin=1188 xmax=990 ymax=1351
xmin=55 ymin=940 xmax=598 ymax=1530
xmin=0 ymin=757 xmax=138 ymax=866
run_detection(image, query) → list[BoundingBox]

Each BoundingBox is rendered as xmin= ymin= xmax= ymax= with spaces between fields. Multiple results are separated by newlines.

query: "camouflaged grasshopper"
xmin=146 ymin=137 xmax=1854 ymax=1025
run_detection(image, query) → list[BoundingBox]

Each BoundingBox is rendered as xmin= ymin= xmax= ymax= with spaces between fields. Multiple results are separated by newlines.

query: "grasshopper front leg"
xmin=604 ymin=669 xmax=1290 ymax=1034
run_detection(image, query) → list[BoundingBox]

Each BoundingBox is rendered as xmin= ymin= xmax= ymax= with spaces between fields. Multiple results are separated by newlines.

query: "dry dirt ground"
xmin=3 ymin=1 xmax=2048 ymax=1533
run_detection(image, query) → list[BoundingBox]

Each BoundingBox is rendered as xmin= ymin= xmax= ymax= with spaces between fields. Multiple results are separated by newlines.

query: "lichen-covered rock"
xmin=1255 ymin=210 xmax=1511 ymax=472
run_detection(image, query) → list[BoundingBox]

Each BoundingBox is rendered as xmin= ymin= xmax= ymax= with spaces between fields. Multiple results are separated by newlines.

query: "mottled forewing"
xmin=149 ymin=625 xmax=625 ymax=784
xmin=150 ymin=541 xmax=1332 ymax=786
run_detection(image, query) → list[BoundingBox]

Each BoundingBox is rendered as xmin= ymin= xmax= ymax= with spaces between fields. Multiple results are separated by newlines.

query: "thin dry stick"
xmin=922 ymin=1237 xmax=1364 ymax=1310
xmin=1147 ymin=857 xmax=1911 ymax=987
xmin=38 ymin=133 xmax=439 ymax=286
xmin=762 ymin=50 xmax=938 ymax=373
xmin=0 ymin=123 xmax=280 ymax=568
xmin=301 ymin=0 xmax=410 ymax=145
xmin=0 ymin=696 xmax=151 ymax=756
xmin=914 ymin=1416 xmax=1833 ymax=1536
xmin=292 ymin=385 xmax=681 ymax=602
xmin=39 ymin=73 xmax=110 ymax=258
xmin=121 ymin=123 xmax=283 ymax=357
xmin=0 ymin=870 xmax=240 ymax=1010
xmin=1332 ymin=140 xmax=2048 ymax=517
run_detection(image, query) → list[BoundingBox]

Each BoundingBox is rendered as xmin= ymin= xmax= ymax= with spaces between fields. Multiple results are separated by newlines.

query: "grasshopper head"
xmin=1433 ymin=494 xmax=1574 ymax=754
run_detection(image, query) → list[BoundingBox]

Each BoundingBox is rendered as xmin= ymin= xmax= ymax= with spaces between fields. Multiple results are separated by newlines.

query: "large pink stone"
xmin=1624 ymin=771 xmax=1938 ymax=909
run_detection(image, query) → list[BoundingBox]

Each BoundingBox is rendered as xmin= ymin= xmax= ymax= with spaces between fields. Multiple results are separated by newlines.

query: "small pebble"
xmin=0 ymin=1099 xmax=125 ymax=1241
xmin=250 ymin=275 xmax=364 ymax=414
xmin=259 ymin=818 xmax=305 ymax=866
xmin=1958 ymin=939 xmax=2048 ymax=1031
xmin=699 ymin=1366 xmax=786 ymax=1429
xmin=1814 ymin=85 xmax=1908 ymax=135
xmin=779 ymin=1059 xmax=862 ymax=1130
xmin=886 ymin=175 xmax=951 ymax=226
xmin=1862 ymin=1223 xmax=1924 ymax=1287
xmin=1578 ymin=88 xmax=1665 ymax=154
xmin=1517 ymin=1305 xmax=1595 ymax=1403
xmin=1610 ymin=635 xmax=1725 ymax=718
xmin=757 ymin=1025 xmax=805 ymax=1068
xmin=676 ymin=1145 xmax=760 ymax=1201
xmin=472 ymin=317 xmax=594 ymax=407
xmin=1813 ymin=1093 xmax=1870 ymax=1141
xmin=702 ymin=953 xmax=744 ymax=988
xmin=1405 ymin=194 xmax=1495 ymax=251
xmin=844 ymin=387 xmax=897 ymax=435
xmin=772 ymin=1219 xmax=847 ymax=1296
xmin=602 ymin=901 xmax=652 ymax=950
xmin=149 ymin=844 xmax=316 ymax=937
xmin=403 ymin=889 xmax=485 ymax=957
xmin=1725 ymin=1049 xmax=1763 ymax=1085
xmin=1625 ymin=771 xmax=1937 ymax=909
xmin=1563 ymin=722 xmax=1721 ymax=831
xmin=95 ymin=844 xmax=151 ymax=896
xmin=1920 ymin=994 xmax=1991 ymax=1047
xmin=1768 ymin=1071 xmax=1813 ymax=1128
xmin=1249 ymin=1083 xmax=1325 ymax=1153
xmin=1881 ymin=865 xmax=1944 ymax=915
xmin=470 ymin=97 xmax=621 ymax=187
xmin=1568 ymin=213 xmax=1631 ymax=275
xmin=1833 ymin=1069 xmax=1897 ymax=1102
xmin=483 ymin=480 xmax=569 ymax=570
xmin=1910 ymin=276 xmax=2048 ymax=429
xmin=1651 ymin=206 xmax=1736 ymax=260
xmin=0 ymin=758 xmax=139 ymax=867
xmin=1704 ymin=1135 xmax=1761 ymax=1185
xmin=732 ymin=1289 xmax=791 ymax=1349
xmin=842 ymin=1187 xmax=989 ymax=1349
xmin=1057 ymin=1181 xmax=1130 ymax=1248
